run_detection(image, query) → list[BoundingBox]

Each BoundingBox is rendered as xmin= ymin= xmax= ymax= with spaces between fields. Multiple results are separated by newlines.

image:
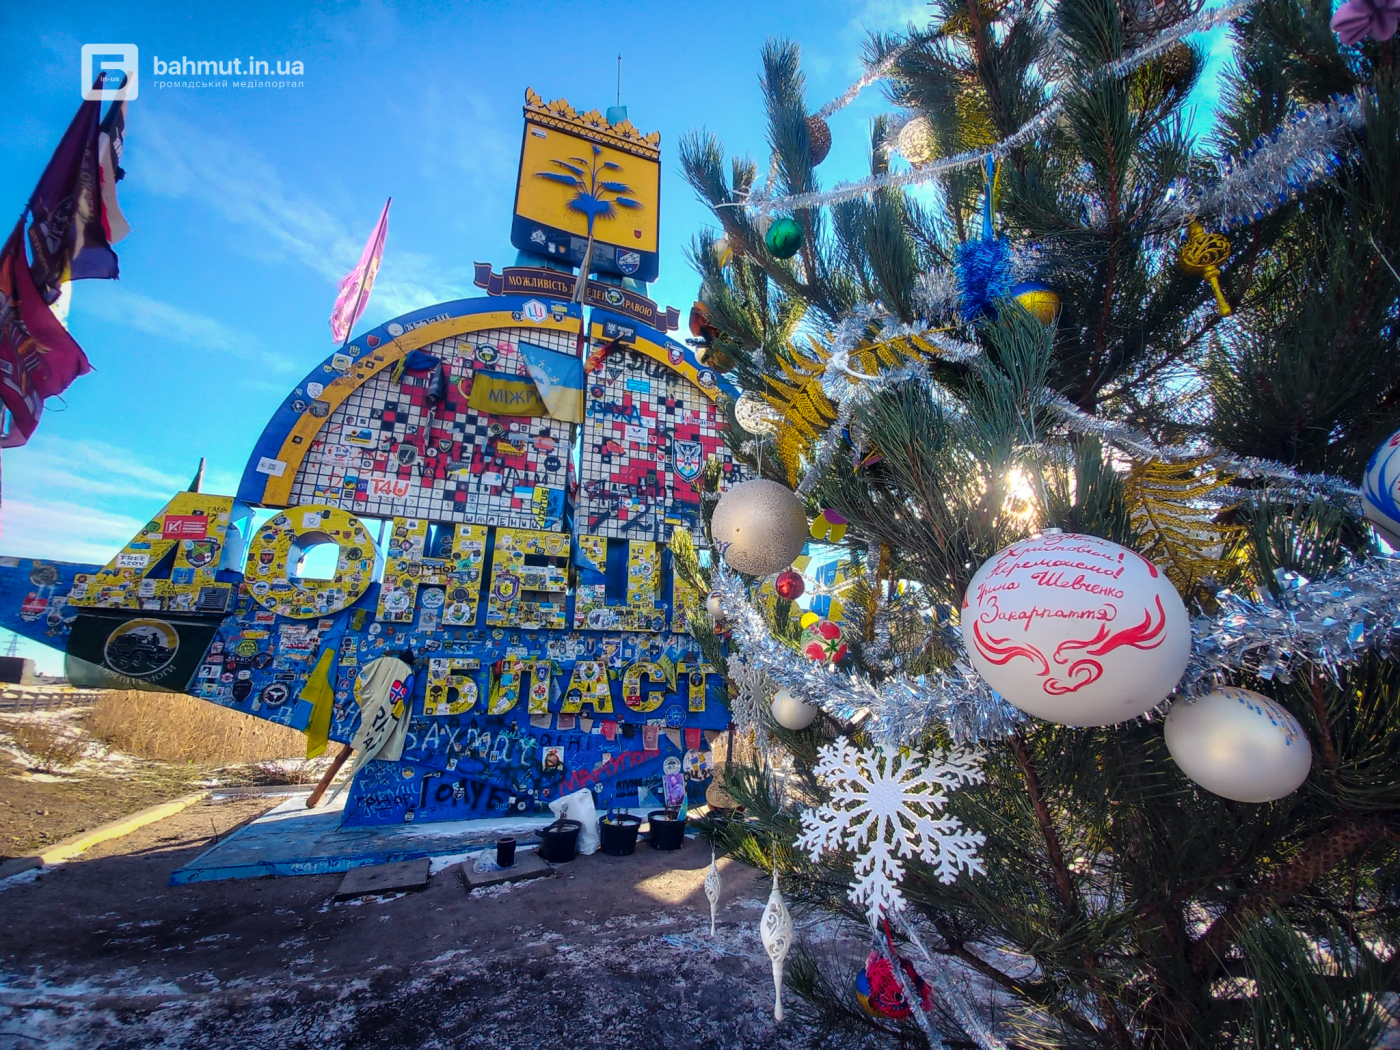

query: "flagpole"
xmin=337 ymin=196 xmax=390 ymax=352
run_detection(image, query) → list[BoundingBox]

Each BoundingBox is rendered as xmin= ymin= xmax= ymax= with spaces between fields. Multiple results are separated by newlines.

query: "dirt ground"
xmin=0 ymin=747 xmax=209 ymax=859
xmin=0 ymin=795 xmax=873 ymax=1050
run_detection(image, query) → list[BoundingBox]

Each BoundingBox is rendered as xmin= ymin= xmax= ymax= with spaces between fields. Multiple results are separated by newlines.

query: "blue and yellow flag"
xmin=519 ymin=341 xmax=584 ymax=423
xmin=466 ymin=370 xmax=547 ymax=416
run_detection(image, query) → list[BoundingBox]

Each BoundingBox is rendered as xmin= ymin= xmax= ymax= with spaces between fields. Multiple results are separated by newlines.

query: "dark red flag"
xmin=26 ymin=93 xmax=118 ymax=299
xmin=0 ymin=221 xmax=93 ymax=445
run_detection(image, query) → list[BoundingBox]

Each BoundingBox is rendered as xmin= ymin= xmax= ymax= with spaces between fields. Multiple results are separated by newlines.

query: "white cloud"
xmin=132 ymin=113 xmax=471 ymax=327
xmin=0 ymin=436 xmax=250 ymax=565
xmin=77 ymin=290 xmax=301 ymax=373
xmin=1 ymin=498 xmax=148 ymax=565
xmin=12 ymin=435 xmax=190 ymax=501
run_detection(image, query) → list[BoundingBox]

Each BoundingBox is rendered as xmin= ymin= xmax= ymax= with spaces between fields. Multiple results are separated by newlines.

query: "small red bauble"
xmin=774 ymin=569 xmax=805 ymax=601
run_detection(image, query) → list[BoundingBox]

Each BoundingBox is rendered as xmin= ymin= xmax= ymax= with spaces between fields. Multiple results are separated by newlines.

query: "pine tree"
xmin=678 ymin=0 xmax=1400 ymax=1046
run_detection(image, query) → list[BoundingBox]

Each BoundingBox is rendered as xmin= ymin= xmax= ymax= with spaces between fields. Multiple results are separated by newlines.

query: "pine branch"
xmin=1188 ymin=819 xmax=1392 ymax=976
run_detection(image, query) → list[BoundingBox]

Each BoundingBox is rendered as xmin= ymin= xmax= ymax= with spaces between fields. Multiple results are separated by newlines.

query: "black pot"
xmin=539 ymin=818 xmax=582 ymax=863
xmin=599 ymin=813 xmax=642 ymax=857
xmin=496 ymin=836 xmax=516 ymax=868
xmin=647 ymin=810 xmax=687 ymax=852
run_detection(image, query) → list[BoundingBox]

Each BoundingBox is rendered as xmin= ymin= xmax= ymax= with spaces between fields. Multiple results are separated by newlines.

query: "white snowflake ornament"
xmin=797 ymin=738 xmax=986 ymax=924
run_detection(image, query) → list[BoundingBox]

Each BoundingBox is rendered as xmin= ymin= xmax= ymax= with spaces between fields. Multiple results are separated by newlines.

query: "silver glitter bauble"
xmin=711 ymin=479 xmax=807 ymax=576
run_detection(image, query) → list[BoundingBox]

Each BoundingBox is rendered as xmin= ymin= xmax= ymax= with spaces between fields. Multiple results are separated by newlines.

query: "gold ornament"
xmin=1124 ymin=456 xmax=1243 ymax=600
xmin=896 ymin=116 xmax=937 ymax=166
xmin=1178 ymin=220 xmax=1232 ymax=316
xmin=1011 ymin=281 xmax=1061 ymax=324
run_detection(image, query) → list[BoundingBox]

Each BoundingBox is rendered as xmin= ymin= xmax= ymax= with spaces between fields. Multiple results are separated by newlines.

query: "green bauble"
xmin=765 ymin=217 xmax=803 ymax=259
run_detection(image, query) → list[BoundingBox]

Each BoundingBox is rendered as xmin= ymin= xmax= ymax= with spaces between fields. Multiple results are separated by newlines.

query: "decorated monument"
xmin=0 ymin=90 xmax=741 ymax=826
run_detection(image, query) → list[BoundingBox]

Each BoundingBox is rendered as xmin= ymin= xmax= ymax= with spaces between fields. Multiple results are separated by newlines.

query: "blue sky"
xmin=0 ymin=1 xmax=1233 ymax=670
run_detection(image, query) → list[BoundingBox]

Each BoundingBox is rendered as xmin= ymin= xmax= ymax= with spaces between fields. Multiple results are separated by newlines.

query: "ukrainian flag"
xmin=519 ymin=341 xmax=583 ymax=424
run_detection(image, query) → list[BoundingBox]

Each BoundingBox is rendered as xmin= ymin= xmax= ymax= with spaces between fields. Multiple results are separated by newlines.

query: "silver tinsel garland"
xmin=1040 ymin=391 xmax=1362 ymax=500
xmin=792 ymin=300 xmax=1358 ymax=502
xmin=713 ymin=562 xmax=1025 ymax=746
xmin=1161 ymin=93 xmax=1368 ymax=231
xmin=719 ymin=554 xmax=1400 ymax=746
xmin=745 ymin=0 xmax=1256 ymax=216
xmin=1180 ymin=559 xmax=1400 ymax=696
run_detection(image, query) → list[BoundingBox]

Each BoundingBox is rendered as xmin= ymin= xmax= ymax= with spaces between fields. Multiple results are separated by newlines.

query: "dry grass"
xmin=6 ymin=720 xmax=88 ymax=773
xmin=84 ymin=690 xmax=306 ymax=765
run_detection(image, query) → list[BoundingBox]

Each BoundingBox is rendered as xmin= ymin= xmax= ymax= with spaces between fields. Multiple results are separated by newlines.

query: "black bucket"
xmin=648 ymin=810 xmax=687 ymax=852
xmin=538 ymin=819 xmax=582 ymax=863
xmin=496 ymin=836 xmax=516 ymax=868
xmin=599 ymin=813 xmax=642 ymax=857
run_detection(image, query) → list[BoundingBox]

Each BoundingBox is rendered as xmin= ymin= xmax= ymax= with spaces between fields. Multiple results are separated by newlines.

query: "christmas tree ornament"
xmin=710 ymin=479 xmax=808 ymax=576
xmin=765 ymin=217 xmax=804 ymax=260
xmin=706 ymin=591 xmax=725 ymax=619
xmin=774 ymin=569 xmax=805 ymax=601
xmin=803 ymin=619 xmax=847 ymax=663
xmin=712 ymin=235 xmax=732 ymax=269
xmin=1178 ymin=220 xmax=1233 ymax=316
xmin=698 ymin=343 xmax=736 ymax=373
xmin=810 ymin=508 xmax=848 ymax=542
xmin=1009 ymin=280 xmax=1061 ymax=325
xmin=797 ymin=738 xmax=985 ymax=922
xmin=806 ymin=115 xmax=832 ymax=165
xmin=704 ymin=848 xmax=723 ymax=936
xmin=1361 ymin=428 xmax=1400 ymax=547
xmin=688 ymin=300 xmax=720 ymax=342
xmin=734 ymin=391 xmax=781 ymax=437
xmin=896 ymin=115 xmax=937 ymax=166
xmin=798 ymin=610 xmax=821 ymax=630
xmin=770 ymin=686 xmax=819 ymax=730
xmin=957 ymin=157 xmax=1012 ymax=318
xmin=961 ymin=530 xmax=1191 ymax=726
xmin=1332 ymin=0 xmax=1400 ymax=42
xmin=855 ymin=946 xmax=935 ymax=1020
xmin=857 ymin=446 xmax=885 ymax=470
xmin=1164 ymin=688 xmax=1312 ymax=802
xmin=760 ymin=868 xmax=794 ymax=1022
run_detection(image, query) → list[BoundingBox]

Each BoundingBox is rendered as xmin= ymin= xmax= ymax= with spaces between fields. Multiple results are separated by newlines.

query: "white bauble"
xmin=1164 ymin=688 xmax=1312 ymax=802
xmin=770 ymin=687 xmax=818 ymax=730
xmin=710 ymin=479 xmax=807 ymax=576
xmin=706 ymin=592 xmax=724 ymax=619
xmin=960 ymin=530 xmax=1190 ymax=726
xmin=1362 ymin=427 xmax=1400 ymax=547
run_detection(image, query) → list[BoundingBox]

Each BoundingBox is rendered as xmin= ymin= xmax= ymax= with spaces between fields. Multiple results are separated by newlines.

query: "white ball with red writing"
xmin=960 ymin=530 xmax=1190 ymax=726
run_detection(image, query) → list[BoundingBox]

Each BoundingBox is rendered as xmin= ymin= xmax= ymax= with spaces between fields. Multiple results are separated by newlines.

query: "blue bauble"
xmin=1363 ymin=427 xmax=1400 ymax=545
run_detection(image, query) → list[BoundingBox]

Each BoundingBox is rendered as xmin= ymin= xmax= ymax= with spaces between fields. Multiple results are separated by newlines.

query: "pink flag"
xmin=329 ymin=198 xmax=390 ymax=344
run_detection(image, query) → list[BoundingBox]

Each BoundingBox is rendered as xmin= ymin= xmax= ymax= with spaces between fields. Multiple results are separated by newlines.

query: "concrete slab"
xmin=459 ymin=849 xmax=553 ymax=890
xmin=168 ymin=794 xmax=706 ymax=886
xmin=335 ymin=857 xmax=430 ymax=899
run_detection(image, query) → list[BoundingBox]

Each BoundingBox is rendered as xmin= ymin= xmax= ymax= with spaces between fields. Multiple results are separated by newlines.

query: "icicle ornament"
xmin=759 ymin=868 xmax=794 ymax=1022
xmin=704 ymin=848 xmax=723 ymax=936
